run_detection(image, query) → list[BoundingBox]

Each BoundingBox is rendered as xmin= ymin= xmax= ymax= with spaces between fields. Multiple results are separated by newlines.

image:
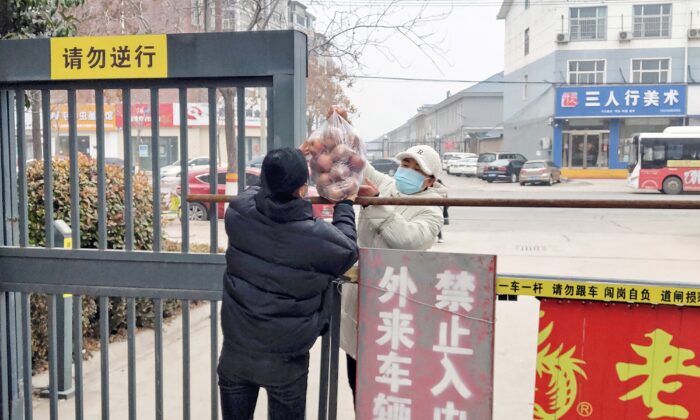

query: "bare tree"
xmin=306 ymin=56 xmax=355 ymax=133
xmin=72 ymin=0 xmax=447 ymax=173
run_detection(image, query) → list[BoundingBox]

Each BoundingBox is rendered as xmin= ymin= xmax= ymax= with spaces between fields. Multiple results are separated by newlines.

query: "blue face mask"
xmin=394 ymin=167 xmax=427 ymax=195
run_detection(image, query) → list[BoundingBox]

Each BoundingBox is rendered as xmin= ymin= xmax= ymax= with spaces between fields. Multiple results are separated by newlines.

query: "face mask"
xmin=394 ymin=167 xmax=427 ymax=195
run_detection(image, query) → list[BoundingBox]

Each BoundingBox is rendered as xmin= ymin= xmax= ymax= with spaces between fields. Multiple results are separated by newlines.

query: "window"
xmin=568 ymin=60 xmax=606 ymax=84
xmin=523 ymin=75 xmax=529 ymax=99
xmin=525 ymin=0 xmax=529 ymax=9
xmin=631 ymin=58 xmax=670 ymax=83
xmin=633 ymin=4 xmax=671 ymax=38
xmin=570 ymin=7 xmax=607 ymax=40
xmin=296 ymin=14 xmax=306 ymax=27
xmin=640 ymin=139 xmax=700 ymax=169
xmin=524 ymin=28 xmax=530 ymax=55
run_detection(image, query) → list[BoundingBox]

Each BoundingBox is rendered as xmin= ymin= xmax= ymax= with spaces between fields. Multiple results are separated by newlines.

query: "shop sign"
xmin=356 ymin=249 xmax=496 ymax=420
xmin=172 ymin=103 xmax=262 ymax=127
xmin=116 ymin=103 xmax=175 ymax=128
xmin=173 ymin=103 xmax=210 ymax=126
xmin=555 ymin=85 xmax=686 ymax=118
xmin=534 ymin=300 xmax=700 ymax=419
xmin=50 ymin=35 xmax=167 ymax=80
xmin=24 ymin=104 xmax=118 ymax=132
xmin=498 ymin=276 xmax=700 ymax=307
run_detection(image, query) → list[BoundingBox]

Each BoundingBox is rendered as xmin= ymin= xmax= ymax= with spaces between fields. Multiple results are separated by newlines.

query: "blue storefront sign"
xmin=555 ymin=84 xmax=686 ymax=118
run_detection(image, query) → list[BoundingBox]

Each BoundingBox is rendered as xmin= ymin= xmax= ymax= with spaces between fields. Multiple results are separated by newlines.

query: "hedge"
xmin=26 ymin=155 xmax=182 ymax=372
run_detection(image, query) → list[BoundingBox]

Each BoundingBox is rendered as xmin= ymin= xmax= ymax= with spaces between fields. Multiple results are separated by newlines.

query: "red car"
xmin=179 ymin=167 xmax=334 ymax=221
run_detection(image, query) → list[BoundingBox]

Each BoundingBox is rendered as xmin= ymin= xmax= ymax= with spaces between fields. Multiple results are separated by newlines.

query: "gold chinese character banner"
xmin=534 ymin=300 xmax=700 ymax=419
xmin=50 ymin=35 xmax=167 ymax=80
xmin=497 ymin=277 xmax=700 ymax=307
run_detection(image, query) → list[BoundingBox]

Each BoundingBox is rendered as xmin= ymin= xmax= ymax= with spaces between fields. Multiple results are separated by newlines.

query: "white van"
xmin=442 ymin=152 xmax=477 ymax=171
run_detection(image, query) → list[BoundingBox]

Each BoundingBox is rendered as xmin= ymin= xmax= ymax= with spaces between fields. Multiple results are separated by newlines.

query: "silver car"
xmin=519 ymin=160 xmax=562 ymax=186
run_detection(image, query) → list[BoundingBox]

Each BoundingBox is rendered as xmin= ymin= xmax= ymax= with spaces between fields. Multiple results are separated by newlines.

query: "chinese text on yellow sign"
xmin=50 ymin=35 xmax=167 ymax=80
xmin=497 ymin=277 xmax=700 ymax=307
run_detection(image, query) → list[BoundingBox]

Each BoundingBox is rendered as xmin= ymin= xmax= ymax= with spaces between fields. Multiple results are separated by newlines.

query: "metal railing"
xmin=0 ymin=31 xmax=314 ymax=420
xmin=1 ymin=90 xmax=345 ymax=420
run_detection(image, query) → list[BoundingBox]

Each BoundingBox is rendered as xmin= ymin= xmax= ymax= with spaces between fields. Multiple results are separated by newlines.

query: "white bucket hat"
xmin=395 ymin=145 xmax=442 ymax=178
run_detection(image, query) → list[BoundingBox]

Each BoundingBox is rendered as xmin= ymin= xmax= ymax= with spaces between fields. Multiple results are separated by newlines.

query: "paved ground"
xmin=33 ymin=177 xmax=700 ymax=419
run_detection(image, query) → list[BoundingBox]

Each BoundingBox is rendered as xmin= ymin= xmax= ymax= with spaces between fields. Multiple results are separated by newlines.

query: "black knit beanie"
xmin=260 ymin=148 xmax=308 ymax=196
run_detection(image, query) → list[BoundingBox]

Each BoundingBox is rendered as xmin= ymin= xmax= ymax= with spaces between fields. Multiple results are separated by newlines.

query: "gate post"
xmin=1 ymin=88 xmax=25 ymax=419
xmin=271 ymin=31 xmax=307 ymax=148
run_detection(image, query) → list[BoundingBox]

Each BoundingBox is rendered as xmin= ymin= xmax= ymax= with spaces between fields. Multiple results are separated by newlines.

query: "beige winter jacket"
xmin=340 ymin=164 xmax=446 ymax=359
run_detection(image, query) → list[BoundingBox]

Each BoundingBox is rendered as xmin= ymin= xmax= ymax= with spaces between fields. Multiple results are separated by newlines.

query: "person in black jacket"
xmin=217 ymin=147 xmax=359 ymax=420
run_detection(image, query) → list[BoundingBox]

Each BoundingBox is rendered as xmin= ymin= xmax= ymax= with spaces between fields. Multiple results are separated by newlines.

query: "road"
xmin=168 ymin=175 xmax=700 ymax=419
xmin=33 ymin=176 xmax=700 ymax=419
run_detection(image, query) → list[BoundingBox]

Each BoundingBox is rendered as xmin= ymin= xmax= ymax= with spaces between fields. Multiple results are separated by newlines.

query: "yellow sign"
xmin=497 ymin=277 xmax=700 ymax=307
xmin=63 ymin=238 xmax=72 ymax=249
xmin=668 ymin=160 xmax=700 ymax=168
xmin=51 ymin=35 xmax=167 ymax=80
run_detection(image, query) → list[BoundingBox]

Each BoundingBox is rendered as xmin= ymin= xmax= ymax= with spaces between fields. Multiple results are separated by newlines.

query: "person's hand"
xmin=299 ymin=141 xmax=312 ymax=156
xmin=326 ymin=105 xmax=349 ymax=122
xmin=358 ymin=178 xmax=379 ymax=197
xmin=345 ymin=193 xmax=358 ymax=203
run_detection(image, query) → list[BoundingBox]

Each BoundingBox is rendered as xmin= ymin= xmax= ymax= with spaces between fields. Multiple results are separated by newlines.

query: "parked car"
xmin=447 ymin=156 xmax=478 ymax=177
xmin=371 ymin=158 xmax=400 ymax=176
xmin=519 ymin=160 xmax=562 ymax=186
xmin=442 ymin=152 xmax=477 ymax=171
xmin=483 ymin=159 xmax=525 ymax=183
xmin=477 ymin=152 xmax=527 ymax=179
xmin=160 ymin=156 xmax=210 ymax=178
xmin=179 ymin=167 xmax=333 ymax=221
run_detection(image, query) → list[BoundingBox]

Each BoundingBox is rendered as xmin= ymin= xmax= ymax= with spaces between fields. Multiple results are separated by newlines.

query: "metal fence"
xmin=0 ymin=31 xmax=347 ymax=420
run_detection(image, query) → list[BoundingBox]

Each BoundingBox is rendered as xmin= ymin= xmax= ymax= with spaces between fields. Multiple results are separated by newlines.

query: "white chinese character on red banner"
xmin=585 ymin=91 xmax=600 ymax=107
xmin=436 ymin=270 xmax=475 ymax=313
xmin=605 ymin=91 xmax=619 ymax=107
xmin=643 ymin=90 xmax=660 ymax=107
xmin=432 ymin=315 xmax=473 ymax=356
xmin=561 ymin=92 xmax=578 ymax=108
xmin=377 ymin=308 xmax=415 ymax=350
xmin=379 ymin=266 xmax=417 ymax=308
xmin=373 ymin=393 xmax=412 ymax=420
xmin=376 ymin=351 xmax=412 ymax=393
xmin=625 ymin=90 xmax=640 ymax=106
xmin=664 ymin=89 xmax=680 ymax=105
xmin=433 ymin=401 xmax=467 ymax=420
xmin=431 ymin=355 xmax=472 ymax=399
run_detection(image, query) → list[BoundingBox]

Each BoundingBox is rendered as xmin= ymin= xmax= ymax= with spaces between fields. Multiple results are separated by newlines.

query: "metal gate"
xmin=0 ymin=30 xmax=343 ymax=420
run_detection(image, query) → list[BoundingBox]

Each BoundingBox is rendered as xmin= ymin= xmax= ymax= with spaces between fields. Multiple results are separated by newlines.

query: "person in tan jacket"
xmin=341 ymin=144 xmax=446 ymax=403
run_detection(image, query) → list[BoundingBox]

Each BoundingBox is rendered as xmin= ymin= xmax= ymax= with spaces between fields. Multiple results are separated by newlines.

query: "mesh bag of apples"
xmin=306 ymin=110 xmax=367 ymax=201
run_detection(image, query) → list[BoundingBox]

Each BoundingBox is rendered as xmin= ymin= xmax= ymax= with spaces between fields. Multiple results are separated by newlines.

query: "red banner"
xmin=535 ymin=300 xmax=700 ymax=419
xmin=116 ymin=103 xmax=174 ymax=128
xmin=356 ymin=249 xmax=496 ymax=420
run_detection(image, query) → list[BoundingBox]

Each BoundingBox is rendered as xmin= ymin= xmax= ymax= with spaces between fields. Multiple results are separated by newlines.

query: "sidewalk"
xmin=31 ymin=302 xmax=356 ymax=419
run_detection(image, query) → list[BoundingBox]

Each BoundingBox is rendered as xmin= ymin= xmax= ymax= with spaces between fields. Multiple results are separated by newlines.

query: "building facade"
xmin=376 ymin=73 xmax=504 ymax=159
xmin=498 ymin=0 xmax=700 ymax=175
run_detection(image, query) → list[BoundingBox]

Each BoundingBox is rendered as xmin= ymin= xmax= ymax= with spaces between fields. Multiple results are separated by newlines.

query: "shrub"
xmin=26 ymin=154 xmax=181 ymax=372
